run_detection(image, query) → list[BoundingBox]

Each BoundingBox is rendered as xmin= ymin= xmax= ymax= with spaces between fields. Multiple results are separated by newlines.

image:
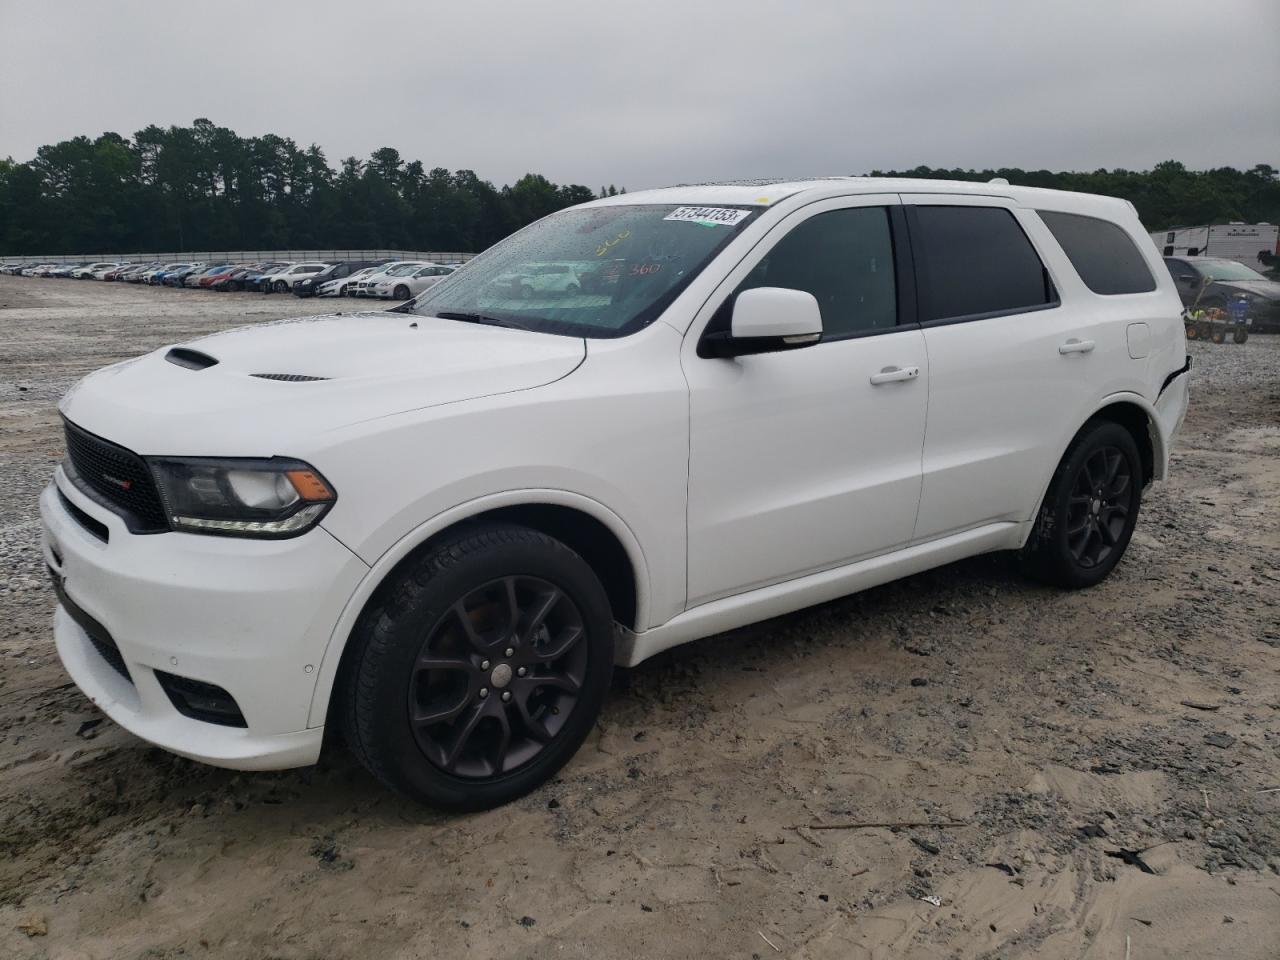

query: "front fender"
xmin=305 ymin=488 xmax=651 ymax=728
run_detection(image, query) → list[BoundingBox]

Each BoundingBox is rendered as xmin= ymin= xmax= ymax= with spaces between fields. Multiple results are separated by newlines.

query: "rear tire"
xmin=339 ymin=524 xmax=614 ymax=810
xmin=1211 ymin=327 xmax=1227 ymax=344
xmin=1019 ymin=421 xmax=1142 ymax=589
xmin=1233 ymin=328 xmax=1248 ymax=344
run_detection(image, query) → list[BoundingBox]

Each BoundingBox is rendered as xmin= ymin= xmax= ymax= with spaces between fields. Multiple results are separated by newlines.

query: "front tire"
xmin=393 ymin=284 xmax=410 ymax=301
xmin=1019 ymin=420 xmax=1142 ymax=589
xmin=273 ymin=280 xmax=288 ymax=294
xmin=340 ymin=525 xmax=614 ymax=810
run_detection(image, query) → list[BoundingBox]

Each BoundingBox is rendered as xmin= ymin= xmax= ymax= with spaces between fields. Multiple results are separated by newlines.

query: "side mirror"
xmin=699 ymin=287 xmax=823 ymax=359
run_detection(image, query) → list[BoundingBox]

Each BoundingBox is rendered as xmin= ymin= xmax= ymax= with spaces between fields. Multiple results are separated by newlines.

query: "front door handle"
xmin=869 ymin=365 xmax=920 ymax=385
xmin=1058 ymin=338 xmax=1096 ymax=355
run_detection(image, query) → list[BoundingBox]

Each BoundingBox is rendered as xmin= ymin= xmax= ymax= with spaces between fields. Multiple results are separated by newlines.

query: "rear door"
xmin=905 ymin=196 xmax=1117 ymax=542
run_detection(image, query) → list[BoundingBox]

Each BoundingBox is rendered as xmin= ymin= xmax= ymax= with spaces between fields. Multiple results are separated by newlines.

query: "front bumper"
xmin=39 ymin=469 xmax=369 ymax=769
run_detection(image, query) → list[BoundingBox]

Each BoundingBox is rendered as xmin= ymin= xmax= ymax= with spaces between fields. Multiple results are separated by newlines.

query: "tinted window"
xmin=1038 ymin=210 xmax=1156 ymax=295
xmin=734 ymin=206 xmax=897 ymax=337
xmin=913 ymin=206 xmax=1054 ymax=322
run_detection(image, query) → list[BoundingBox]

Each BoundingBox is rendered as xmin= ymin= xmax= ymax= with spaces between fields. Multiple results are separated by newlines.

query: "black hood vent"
xmin=250 ymin=373 xmax=330 ymax=382
xmin=166 ymin=347 xmax=218 ymax=370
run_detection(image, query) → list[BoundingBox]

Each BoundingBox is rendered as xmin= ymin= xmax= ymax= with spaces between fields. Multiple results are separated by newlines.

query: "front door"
xmin=682 ymin=197 xmax=928 ymax=607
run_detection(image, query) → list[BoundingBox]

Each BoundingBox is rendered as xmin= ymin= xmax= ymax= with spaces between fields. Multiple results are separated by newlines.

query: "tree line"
xmin=0 ymin=118 xmax=1275 ymax=256
xmin=0 ymin=119 xmax=621 ymax=256
xmin=868 ymin=162 xmax=1280 ymax=237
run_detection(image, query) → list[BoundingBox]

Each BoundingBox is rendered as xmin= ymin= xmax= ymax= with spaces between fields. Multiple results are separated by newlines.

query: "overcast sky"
xmin=1 ymin=0 xmax=1276 ymax=190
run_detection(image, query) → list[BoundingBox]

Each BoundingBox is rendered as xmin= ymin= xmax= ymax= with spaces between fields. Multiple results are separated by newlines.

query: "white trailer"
xmin=1151 ymin=222 xmax=1278 ymax=267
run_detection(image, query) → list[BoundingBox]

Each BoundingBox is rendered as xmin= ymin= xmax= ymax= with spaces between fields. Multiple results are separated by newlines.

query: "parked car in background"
xmin=184 ymin=264 xmax=233 ymax=288
xmin=151 ymin=263 xmax=196 ymax=285
xmin=493 ymin=262 xmax=584 ymax=299
xmin=292 ymin=259 xmax=392 ymax=298
xmin=315 ymin=265 xmax=380 ymax=297
xmin=124 ymin=263 xmax=162 ymax=282
xmin=260 ymin=262 xmax=330 ymax=294
xmin=352 ymin=261 xmax=422 ymax=297
xmin=239 ymin=262 xmax=292 ymax=293
xmin=370 ymin=263 xmax=456 ymax=300
xmin=164 ymin=264 xmax=206 ymax=287
xmin=142 ymin=263 xmax=188 ymax=284
xmin=93 ymin=263 xmax=130 ymax=280
xmin=1163 ymin=256 xmax=1280 ymax=332
xmin=46 ymin=263 xmax=88 ymax=278
xmin=208 ymin=266 xmax=258 ymax=292
xmin=38 ymin=179 xmax=1189 ymax=810
xmin=70 ymin=262 xmax=116 ymax=279
xmin=197 ymin=265 xmax=245 ymax=289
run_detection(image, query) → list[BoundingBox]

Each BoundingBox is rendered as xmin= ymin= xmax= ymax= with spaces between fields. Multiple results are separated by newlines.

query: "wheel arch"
xmin=1023 ymin=392 xmax=1164 ymax=547
xmin=307 ymin=490 xmax=649 ymax=728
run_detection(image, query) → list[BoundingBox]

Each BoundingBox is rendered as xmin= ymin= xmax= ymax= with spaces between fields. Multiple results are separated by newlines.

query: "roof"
xmin=584 ymin=177 xmax=1131 ymax=214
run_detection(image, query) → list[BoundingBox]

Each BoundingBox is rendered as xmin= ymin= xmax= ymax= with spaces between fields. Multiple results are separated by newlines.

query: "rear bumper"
xmin=39 ymin=469 xmax=369 ymax=770
xmin=1153 ymin=357 xmax=1191 ymax=474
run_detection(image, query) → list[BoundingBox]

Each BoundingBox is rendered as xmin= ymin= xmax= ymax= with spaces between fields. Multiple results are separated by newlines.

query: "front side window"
xmin=411 ymin=203 xmax=761 ymax=337
xmin=912 ymin=206 xmax=1055 ymax=322
xmin=731 ymin=206 xmax=898 ymax=337
xmin=1038 ymin=210 xmax=1156 ymax=295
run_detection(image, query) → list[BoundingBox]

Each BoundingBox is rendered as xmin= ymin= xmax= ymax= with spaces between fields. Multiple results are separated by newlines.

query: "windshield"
xmin=384 ymin=262 xmax=424 ymax=277
xmin=1193 ymin=259 xmax=1267 ymax=281
xmin=410 ymin=203 xmax=761 ymax=337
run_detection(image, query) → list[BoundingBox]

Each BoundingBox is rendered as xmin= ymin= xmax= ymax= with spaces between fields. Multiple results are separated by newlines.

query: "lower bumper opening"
xmin=50 ymin=566 xmax=132 ymax=684
xmin=155 ymin=671 xmax=248 ymax=728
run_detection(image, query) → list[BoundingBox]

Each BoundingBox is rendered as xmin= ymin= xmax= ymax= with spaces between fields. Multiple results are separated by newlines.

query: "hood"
xmin=1214 ymin=279 xmax=1280 ymax=300
xmin=60 ymin=311 xmax=586 ymax=456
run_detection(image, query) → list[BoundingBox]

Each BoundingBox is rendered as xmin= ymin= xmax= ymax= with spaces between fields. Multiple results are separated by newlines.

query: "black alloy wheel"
xmin=1063 ymin=445 xmax=1131 ymax=570
xmin=340 ymin=524 xmax=614 ymax=810
xmin=1020 ymin=420 xmax=1142 ymax=589
xmin=407 ymin=575 xmax=588 ymax=778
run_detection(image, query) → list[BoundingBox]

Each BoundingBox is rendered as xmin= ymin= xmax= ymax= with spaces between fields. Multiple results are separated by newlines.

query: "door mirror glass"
xmin=700 ymin=287 xmax=823 ymax=358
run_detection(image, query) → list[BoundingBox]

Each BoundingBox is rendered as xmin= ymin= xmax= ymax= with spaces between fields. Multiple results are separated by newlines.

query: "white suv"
xmin=40 ymin=178 xmax=1189 ymax=810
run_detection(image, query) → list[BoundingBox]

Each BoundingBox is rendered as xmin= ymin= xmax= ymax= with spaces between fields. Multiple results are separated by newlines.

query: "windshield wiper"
xmin=434 ymin=311 xmax=533 ymax=331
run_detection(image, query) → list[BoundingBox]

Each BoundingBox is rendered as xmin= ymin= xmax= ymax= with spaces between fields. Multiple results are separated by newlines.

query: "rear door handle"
xmin=869 ymin=365 xmax=920 ymax=385
xmin=1058 ymin=338 xmax=1095 ymax=355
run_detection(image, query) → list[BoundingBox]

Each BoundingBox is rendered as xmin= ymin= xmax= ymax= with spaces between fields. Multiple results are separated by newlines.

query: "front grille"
xmin=63 ymin=419 xmax=168 ymax=533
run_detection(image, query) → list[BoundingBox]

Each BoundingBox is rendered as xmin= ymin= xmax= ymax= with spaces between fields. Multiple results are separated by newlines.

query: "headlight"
xmin=148 ymin=457 xmax=336 ymax=538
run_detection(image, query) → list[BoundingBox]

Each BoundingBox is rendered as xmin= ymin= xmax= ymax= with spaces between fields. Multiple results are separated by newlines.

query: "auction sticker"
xmin=664 ymin=206 xmax=751 ymax=227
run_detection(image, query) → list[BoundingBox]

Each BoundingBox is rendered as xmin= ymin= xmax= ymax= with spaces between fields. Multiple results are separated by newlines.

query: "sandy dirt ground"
xmin=0 ymin=275 xmax=1277 ymax=960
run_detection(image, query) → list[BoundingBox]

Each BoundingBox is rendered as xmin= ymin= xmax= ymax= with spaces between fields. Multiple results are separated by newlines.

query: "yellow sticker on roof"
xmin=664 ymin=206 xmax=751 ymax=227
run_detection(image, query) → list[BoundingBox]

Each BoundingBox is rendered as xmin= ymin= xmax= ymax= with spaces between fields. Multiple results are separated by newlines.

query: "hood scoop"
xmin=166 ymin=347 xmax=218 ymax=370
xmin=250 ymin=373 xmax=331 ymax=382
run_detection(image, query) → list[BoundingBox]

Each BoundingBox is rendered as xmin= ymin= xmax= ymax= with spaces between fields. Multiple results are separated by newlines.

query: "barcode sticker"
xmin=663 ymin=206 xmax=751 ymax=227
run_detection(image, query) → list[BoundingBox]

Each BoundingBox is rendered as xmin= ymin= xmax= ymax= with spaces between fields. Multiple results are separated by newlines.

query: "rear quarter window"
xmin=1037 ymin=210 xmax=1157 ymax=295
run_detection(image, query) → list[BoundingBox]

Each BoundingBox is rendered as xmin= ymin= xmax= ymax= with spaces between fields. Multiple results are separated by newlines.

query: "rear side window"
xmin=734 ymin=206 xmax=898 ymax=337
xmin=912 ymin=206 xmax=1055 ymax=322
xmin=1038 ymin=210 xmax=1156 ymax=295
